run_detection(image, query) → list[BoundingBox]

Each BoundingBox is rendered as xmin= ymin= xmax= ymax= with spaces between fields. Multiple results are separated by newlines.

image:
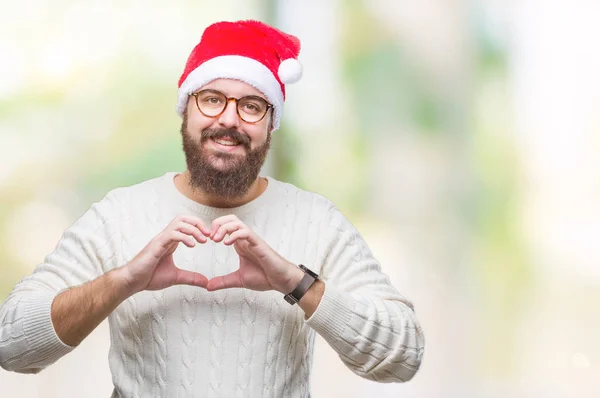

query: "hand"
xmin=117 ymin=215 xmax=211 ymax=293
xmin=205 ymin=215 xmax=304 ymax=293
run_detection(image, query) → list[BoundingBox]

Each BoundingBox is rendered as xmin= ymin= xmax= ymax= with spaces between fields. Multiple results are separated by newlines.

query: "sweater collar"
xmin=163 ymin=171 xmax=278 ymax=218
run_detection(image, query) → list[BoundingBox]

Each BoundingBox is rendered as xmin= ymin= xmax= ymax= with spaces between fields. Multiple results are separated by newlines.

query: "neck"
xmin=174 ymin=170 xmax=267 ymax=208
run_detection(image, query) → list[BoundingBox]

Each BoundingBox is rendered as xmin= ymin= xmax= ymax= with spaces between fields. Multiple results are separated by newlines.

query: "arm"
xmin=50 ymin=211 xmax=211 ymax=347
xmin=50 ymin=268 xmax=131 ymax=347
xmin=297 ymin=278 xmax=325 ymax=318
xmin=0 ymin=195 xmax=119 ymax=373
xmin=0 ymin=192 xmax=209 ymax=373
xmin=204 ymin=209 xmax=425 ymax=382
xmin=304 ymin=205 xmax=425 ymax=383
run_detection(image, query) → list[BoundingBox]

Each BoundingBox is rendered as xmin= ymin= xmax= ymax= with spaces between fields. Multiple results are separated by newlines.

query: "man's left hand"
xmin=205 ymin=215 xmax=303 ymax=294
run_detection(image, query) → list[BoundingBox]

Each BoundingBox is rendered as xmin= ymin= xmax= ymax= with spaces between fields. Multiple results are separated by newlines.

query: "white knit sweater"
xmin=0 ymin=172 xmax=424 ymax=397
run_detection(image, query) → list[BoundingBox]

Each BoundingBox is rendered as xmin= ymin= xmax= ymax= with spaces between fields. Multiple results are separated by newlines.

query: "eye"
xmin=240 ymin=98 xmax=266 ymax=114
xmin=203 ymin=96 xmax=223 ymax=105
xmin=244 ymin=103 xmax=259 ymax=112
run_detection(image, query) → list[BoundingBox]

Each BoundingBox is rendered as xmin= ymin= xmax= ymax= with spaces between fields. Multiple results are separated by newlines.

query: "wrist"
xmin=282 ymin=264 xmax=320 ymax=305
xmin=111 ymin=265 xmax=143 ymax=297
xmin=277 ymin=263 xmax=305 ymax=294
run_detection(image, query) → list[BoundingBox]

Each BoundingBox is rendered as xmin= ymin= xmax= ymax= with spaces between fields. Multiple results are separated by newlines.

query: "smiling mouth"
xmin=212 ymin=137 xmax=241 ymax=146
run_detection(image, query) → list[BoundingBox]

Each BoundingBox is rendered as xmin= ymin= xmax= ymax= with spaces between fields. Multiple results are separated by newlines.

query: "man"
xmin=0 ymin=20 xmax=424 ymax=397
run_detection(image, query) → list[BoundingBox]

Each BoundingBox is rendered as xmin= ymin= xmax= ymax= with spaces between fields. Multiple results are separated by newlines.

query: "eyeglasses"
xmin=191 ymin=89 xmax=273 ymax=124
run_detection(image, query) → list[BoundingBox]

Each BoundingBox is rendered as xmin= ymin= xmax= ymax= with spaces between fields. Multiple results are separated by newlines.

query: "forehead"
xmin=201 ymin=78 xmax=267 ymax=100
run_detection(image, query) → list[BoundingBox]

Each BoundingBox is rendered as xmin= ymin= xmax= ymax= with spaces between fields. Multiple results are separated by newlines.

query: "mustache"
xmin=201 ymin=128 xmax=250 ymax=147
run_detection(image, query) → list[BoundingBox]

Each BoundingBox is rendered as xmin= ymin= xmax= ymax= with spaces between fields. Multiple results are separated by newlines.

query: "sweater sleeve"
xmin=305 ymin=205 xmax=425 ymax=383
xmin=0 ymin=192 xmax=121 ymax=373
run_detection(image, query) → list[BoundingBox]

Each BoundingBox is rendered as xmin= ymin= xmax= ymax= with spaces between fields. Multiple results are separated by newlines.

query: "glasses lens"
xmin=238 ymin=96 xmax=269 ymax=123
xmin=196 ymin=91 xmax=227 ymax=117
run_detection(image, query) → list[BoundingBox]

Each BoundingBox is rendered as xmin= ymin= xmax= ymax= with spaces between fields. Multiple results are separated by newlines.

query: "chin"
xmin=209 ymin=154 xmax=244 ymax=169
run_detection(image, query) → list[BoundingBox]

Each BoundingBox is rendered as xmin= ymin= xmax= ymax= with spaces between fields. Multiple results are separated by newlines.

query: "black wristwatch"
xmin=283 ymin=264 xmax=319 ymax=305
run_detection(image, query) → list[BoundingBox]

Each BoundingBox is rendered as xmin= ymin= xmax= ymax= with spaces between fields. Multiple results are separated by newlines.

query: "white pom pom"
xmin=278 ymin=58 xmax=303 ymax=84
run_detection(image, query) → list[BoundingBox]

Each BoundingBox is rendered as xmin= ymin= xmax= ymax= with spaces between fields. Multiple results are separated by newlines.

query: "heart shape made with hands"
xmin=193 ymin=214 xmax=300 ymax=294
xmin=126 ymin=213 xmax=297 ymax=294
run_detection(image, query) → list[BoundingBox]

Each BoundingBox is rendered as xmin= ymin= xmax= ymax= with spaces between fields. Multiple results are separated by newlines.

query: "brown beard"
xmin=180 ymin=110 xmax=271 ymax=201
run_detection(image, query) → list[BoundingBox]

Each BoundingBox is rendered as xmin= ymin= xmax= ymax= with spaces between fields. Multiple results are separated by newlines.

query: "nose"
xmin=217 ymin=99 xmax=240 ymax=129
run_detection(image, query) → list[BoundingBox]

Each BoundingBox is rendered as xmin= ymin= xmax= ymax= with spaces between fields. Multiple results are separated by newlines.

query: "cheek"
xmin=186 ymin=114 xmax=213 ymax=134
xmin=186 ymin=98 xmax=218 ymax=130
xmin=248 ymin=131 xmax=269 ymax=150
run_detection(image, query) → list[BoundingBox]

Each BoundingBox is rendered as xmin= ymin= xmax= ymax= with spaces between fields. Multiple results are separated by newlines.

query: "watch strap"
xmin=283 ymin=264 xmax=319 ymax=305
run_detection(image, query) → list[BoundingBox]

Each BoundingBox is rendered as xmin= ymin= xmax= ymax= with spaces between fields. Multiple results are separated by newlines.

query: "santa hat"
xmin=177 ymin=20 xmax=303 ymax=130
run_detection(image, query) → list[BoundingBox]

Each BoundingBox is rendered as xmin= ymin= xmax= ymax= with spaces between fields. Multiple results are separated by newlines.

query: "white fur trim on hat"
xmin=177 ymin=55 xmax=285 ymax=130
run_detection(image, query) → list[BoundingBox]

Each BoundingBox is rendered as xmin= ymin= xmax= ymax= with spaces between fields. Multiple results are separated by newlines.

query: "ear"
xmin=268 ymin=109 xmax=275 ymax=133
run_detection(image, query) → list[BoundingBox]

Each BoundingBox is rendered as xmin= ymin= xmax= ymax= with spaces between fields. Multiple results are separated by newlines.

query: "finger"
xmin=155 ymin=231 xmax=196 ymax=257
xmin=210 ymin=215 xmax=240 ymax=238
xmin=148 ymin=232 xmax=190 ymax=260
xmin=174 ymin=222 xmax=208 ymax=243
xmin=174 ymin=269 xmax=208 ymax=288
xmin=226 ymin=228 xmax=263 ymax=247
xmin=182 ymin=215 xmax=210 ymax=236
xmin=212 ymin=220 xmax=244 ymax=243
xmin=206 ymin=271 xmax=243 ymax=291
xmin=223 ymin=228 xmax=250 ymax=245
xmin=173 ymin=215 xmax=212 ymax=236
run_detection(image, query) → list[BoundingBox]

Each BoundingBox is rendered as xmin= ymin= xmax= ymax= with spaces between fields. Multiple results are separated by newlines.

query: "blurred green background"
xmin=1 ymin=0 xmax=599 ymax=396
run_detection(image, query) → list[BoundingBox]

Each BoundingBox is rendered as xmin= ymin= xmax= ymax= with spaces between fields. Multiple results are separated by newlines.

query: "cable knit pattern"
xmin=179 ymin=258 xmax=199 ymax=396
xmin=0 ymin=172 xmax=425 ymax=396
xmin=236 ymin=210 xmax=261 ymax=397
xmin=208 ymin=242 xmax=230 ymax=398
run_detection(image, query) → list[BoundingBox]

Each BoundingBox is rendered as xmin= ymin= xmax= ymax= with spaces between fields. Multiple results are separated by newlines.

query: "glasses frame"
xmin=191 ymin=89 xmax=273 ymax=124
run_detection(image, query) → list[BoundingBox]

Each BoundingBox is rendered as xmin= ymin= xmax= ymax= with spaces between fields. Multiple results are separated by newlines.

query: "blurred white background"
xmin=1 ymin=0 xmax=600 ymax=396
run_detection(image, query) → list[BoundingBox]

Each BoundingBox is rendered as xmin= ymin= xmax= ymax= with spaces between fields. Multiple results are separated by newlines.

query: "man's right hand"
xmin=117 ymin=215 xmax=211 ymax=293
xmin=49 ymin=215 xmax=211 ymax=347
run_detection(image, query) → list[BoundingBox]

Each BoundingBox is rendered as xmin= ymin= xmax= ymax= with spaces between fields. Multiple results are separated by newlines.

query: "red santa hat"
xmin=177 ymin=20 xmax=303 ymax=130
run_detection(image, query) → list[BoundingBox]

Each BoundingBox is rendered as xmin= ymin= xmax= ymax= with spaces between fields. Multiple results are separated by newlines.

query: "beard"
xmin=180 ymin=111 xmax=271 ymax=201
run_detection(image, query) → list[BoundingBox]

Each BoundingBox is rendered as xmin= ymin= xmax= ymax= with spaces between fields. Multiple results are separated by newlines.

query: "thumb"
xmin=206 ymin=271 xmax=243 ymax=291
xmin=174 ymin=269 xmax=209 ymax=288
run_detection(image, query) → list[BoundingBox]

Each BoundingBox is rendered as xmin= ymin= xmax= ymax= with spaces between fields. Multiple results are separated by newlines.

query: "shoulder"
xmin=74 ymin=173 xmax=175 ymax=225
xmin=269 ymin=178 xmax=360 ymax=227
xmin=266 ymin=178 xmax=361 ymax=239
xmin=266 ymin=176 xmax=337 ymax=214
xmin=103 ymin=172 xmax=174 ymax=205
xmin=265 ymin=177 xmax=355 ymax=230
xmin=60 ymin=173 xmax=175 ymax=233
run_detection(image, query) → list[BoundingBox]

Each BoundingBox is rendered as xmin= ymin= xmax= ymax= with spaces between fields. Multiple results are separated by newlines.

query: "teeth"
xmin=213 ymin=138 xmax=239 ymax=146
